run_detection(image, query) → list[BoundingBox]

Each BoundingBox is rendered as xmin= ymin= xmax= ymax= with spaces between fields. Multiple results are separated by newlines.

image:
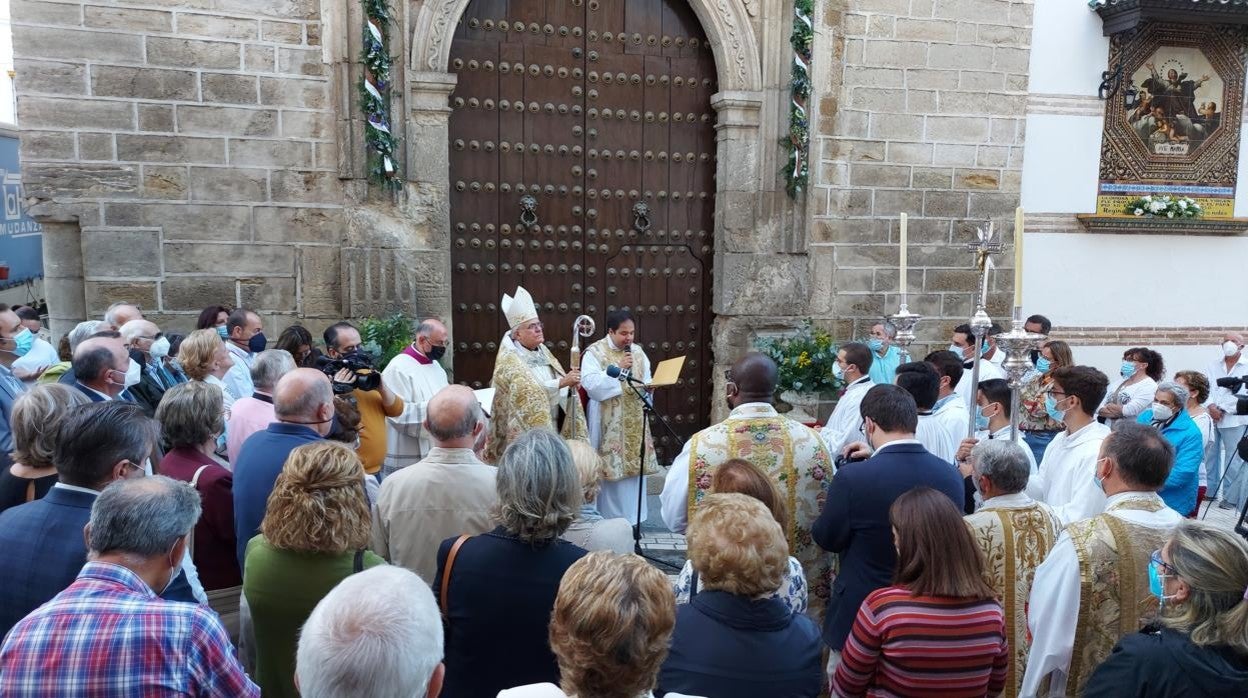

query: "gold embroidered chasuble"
xmin=1059 ymin=495 xmax=1170 ymax=695
xmin=966 ymin=498 xmax=1062 ymax=698
xmin=484 ymin=344 xmax=587 ymax=464
xmin=686 ymin=403 xmax=835 ymax=624
xmin=584 ymin=338 xmax=657 ymax=480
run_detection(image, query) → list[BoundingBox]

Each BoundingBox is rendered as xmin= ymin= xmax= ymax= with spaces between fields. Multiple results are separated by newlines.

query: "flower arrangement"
xmin=360 ymin=0 xmax=402 ymax=189
xmin=1124 ymin=194 xmax=1203 ymax=219
xmin=753 ymin=320 xmax=842 ymax=395
xmin=779 ymin=0 xmax=813 ymax=198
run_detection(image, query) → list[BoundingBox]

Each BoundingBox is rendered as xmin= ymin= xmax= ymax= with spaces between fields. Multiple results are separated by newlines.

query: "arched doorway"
xmin=446 ymin=0 xmax=718 ymax=459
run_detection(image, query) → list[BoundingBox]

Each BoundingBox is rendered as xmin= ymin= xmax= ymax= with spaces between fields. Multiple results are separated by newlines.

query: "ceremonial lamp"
xmin=567 ymin=314 xmax=596 ymax=441
xmin=888 ymin=213 xmax=921 ymax=363
xmin=964 ymin=222 xmax=1003 ymax=438
xmin=993 ymin=208 xmax=1047 ymax=442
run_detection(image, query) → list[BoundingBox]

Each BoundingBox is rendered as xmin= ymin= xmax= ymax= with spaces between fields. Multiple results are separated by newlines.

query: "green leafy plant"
xmin=1124 ymin=194 xmax=1202 ymax=219
xmin=753 ymin=320 xmax=842 ymax=395
xmin=360 ymin=0 xmax=402 ymax=189
xmin=358 ymin=314 xmax=413 ymax=370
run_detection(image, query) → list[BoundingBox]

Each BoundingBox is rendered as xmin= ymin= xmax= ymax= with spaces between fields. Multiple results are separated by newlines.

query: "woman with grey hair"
xmin=433 ymin=428 xmax=588 ymax=697
xmin=1136 ymin=380 xmax=1204 ymax=515
xmin=0 ymin=384 xmax=89 ymax=514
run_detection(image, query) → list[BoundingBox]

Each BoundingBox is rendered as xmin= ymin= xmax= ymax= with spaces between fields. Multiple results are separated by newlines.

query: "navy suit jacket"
xmin=0 ymin=365 xmax=23 ymax=454
xmin=811 ymin=441 xmax=965 ymax=650
xmin=232 ymin=422 xmax=323 ymax=568
xmin=71 ymin=382 xmax=135 ymax=404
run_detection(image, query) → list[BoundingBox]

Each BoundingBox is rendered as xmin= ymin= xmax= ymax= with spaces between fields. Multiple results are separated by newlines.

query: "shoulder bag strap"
xmin=689 ymin=568 xmax=698 ymax=601
xmin=186 ymin=464 xmax=211 ymax=559
xmin=440 ymin=534 xmax=471 ymax=622
xmin=353 ymin=549 xmax=365 ymax=573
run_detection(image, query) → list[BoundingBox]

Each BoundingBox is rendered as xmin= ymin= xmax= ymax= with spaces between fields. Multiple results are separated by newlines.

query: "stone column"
xmin=38 ymin=220 xmax=85 ymax=339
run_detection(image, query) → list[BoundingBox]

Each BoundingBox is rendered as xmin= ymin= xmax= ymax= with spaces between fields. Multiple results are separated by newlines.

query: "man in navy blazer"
xmin=812 ymin=385 xmax=964 ymax=665
xmin=70 ymin=334 xmax=134 ymax=403
xmin=0 ymin=401 xmax=194 ymax=637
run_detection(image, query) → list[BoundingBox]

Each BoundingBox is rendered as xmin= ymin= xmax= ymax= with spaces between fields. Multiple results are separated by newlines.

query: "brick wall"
xmin=809 ymin=0 xmax=1034 ymax=345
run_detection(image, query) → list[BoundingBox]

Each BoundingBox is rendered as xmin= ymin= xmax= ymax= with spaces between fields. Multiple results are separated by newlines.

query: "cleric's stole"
xmin=483 ymin=346 xmax=587 ymax=464
xmin=585 ymin=339 xmax=657 ymax=480
xmin=686 ymin=406 xmax=835 ymax=625
xmin=966 ymin=502 xmax=1062 ymax=698
xmin=1059 ymin=497 xmax=1169 ymax=695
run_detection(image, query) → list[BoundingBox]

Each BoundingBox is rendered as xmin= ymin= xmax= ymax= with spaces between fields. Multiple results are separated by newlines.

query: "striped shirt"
xmin=832 ymin=585 xmax=1008 ymax=698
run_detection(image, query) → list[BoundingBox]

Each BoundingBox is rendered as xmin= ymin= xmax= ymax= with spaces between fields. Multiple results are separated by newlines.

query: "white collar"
xmin=81 ymin=384 xmax=114 ymax=401
xmin=1063 ymin=419 xmax=1105 ymax=443
xmin=980 ymin=491 xmax=1035 ymax=509
xmin=845 ymin=376 xmax=871 ymax=390
xmin=728 ymin=402 xmax=779 ymax=419
xmin=871 ymin=438 xmax=921 ymax=455
xmin=226 ymin=341 xmax=250 ymax=358
xmin=988 ymin=424 xmax=1017 ymax=440
xmin=606 ymin=336 xmax=624 ymax=351
xmin=1106 ymin=490 xmax=1164 ymax=508
xmin=53 ymin=482 xmax=101 ymax=497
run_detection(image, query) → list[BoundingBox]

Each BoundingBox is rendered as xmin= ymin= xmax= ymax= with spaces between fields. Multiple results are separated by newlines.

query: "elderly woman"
xmin=243 ymin=441 xmax=384 ymax=697
xmin=500 ymin=551 xmax=677 ymax=698
xmin=561 ymin=439 xmax=632 ymax=554
xmin=434 ymin=428 xmax=588 ymax=697
xmin=0 ymin=384 xmax=88 ymax=514
xmin=1085 ymin=520 xmax=1248 ymax=694
xmin=179 ymin=328 xmax=238 ymax=409
xmin=672 ymin=458 xmax=808 ymax=615
xmin=659 ymin=493 xmax=823 ymax=698
xmin=1019 ymin=339 xmax=1074 ymax=464
xmin=156 ymin=382 xmax=241 ymax=608
xmin=1099 ymin=346 xmax=1164 ymax=428
xmin=1175 ymin=370 xmax=1215 ymax=514
xmin=1136 ymin=381 xmax=1205 ymax=515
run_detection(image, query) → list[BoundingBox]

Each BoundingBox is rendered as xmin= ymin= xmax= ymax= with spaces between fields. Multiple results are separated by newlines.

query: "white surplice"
xmin=1024 ymin=420 xmax=1110 ymax=525
xmin=818 ymin=377 xmax=872 ymax=458
xmin=380 ymin=349 xmax=450 ymax=474
xmin=581 ymin=336 xmax=653 ymax=524
xmin=917 ymin=412 xmax=959 ymax=464
xmin=930 ymin=393 xmax=970 ymax=455
xmin=1021 ymin=491 xmax=1182 ymax=698
xmin=955 ymin=359 xmax=1006 ymax=411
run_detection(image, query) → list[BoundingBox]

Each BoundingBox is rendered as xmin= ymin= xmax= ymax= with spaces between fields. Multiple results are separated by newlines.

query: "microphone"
xmin=606 ymin=365 xmax=646 ymax=384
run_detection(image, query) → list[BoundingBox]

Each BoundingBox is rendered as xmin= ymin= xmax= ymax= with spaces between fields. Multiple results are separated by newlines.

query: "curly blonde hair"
xmin=550 ymin=552 xmax=675 ymax=698
xmin=260 ymin=441 xmax=371 ymax=554
xmin=686 ymin=493 xmax=788 ymax=597
xmin=179 ymin=329 xmax=224 ymax=381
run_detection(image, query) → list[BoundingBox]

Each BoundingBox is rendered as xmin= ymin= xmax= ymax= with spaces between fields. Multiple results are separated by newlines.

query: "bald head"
xmin=425 ymin=385 xmax=484 ymax=447
xmin=274 ymin=368 xmax=335 ymax=435
xmin=1223 ymin=332 xmax=1244 ymax=358
xmin=74 ymin=335 xmax=129 ymax=395
xmin=729 ymin=352 xmax=778 ymax=404
xmin=414 ymin=318 xmax=449 ymax=357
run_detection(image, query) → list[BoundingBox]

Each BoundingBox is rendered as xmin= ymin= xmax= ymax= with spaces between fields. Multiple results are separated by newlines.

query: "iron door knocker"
xmin=632 ymin=202 xmax=651 ymax=232
xmin=519 ymin=195 xmax=538 ymax=228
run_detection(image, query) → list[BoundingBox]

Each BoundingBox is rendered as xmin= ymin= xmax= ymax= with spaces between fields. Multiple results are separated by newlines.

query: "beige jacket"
xmin=371 ymin=447 xmax=498 ymax=582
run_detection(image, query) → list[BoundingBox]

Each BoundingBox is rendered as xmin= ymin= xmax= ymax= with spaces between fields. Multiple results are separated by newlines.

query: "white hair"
xmin=67 ymin=320 xmax=103 ymax=352
xmin=118 ymin=319 xmax=155 ymax=343
xmin=296 ymin=565 xmax=443 ymax=698
xmin=103 ymin=302 xmax=139 ymax=327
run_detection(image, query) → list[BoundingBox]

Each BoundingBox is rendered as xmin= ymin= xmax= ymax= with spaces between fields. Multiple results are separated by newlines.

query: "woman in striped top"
xmin=832 ymin=487 xmax=1008 ymax=697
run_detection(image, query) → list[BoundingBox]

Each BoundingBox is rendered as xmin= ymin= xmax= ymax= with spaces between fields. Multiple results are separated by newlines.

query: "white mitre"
xmin=501 ymin=285 xmax=539 ymax=329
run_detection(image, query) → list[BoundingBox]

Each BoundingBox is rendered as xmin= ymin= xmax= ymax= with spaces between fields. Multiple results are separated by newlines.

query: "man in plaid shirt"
xmin=0 ymin=476 xmax=257 ymax=696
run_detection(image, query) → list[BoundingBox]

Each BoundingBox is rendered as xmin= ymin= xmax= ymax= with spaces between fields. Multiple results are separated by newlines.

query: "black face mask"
xmin=427 ymin=344 xmax=446 ymax=362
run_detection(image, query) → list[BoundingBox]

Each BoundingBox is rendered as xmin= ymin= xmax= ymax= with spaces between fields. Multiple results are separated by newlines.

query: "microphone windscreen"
xmin=606 ymin=364 xmax=621 ymax=379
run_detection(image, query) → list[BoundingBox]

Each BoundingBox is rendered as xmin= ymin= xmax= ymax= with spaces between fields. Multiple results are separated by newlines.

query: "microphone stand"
xmin=621 ymin=375 xmax=683 ymax=571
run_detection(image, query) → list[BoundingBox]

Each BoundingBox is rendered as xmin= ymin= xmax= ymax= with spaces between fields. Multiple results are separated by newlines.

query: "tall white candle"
xmin=899 ymin=213 xmax=908 ymax=298
xmin=1013 ymin=206 xmax=1024 ymax=308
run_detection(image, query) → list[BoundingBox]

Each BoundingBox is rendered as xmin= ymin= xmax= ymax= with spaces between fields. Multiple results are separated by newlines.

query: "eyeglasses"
xmin=1150 ymin=549 xmax=1177 ymax=576
xmin=1048 ymin=389 xmax=1068 ymax=399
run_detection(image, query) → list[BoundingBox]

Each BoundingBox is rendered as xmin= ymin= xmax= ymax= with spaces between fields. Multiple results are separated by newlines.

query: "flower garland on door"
xmin=360 ymin=0 xmax=402 ymax=189
xmin=781 ymin=0 xmax=812 ymax=198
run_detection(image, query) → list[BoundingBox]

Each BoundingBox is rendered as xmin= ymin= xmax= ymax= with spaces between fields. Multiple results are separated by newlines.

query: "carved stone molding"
xmin=409 ymin=0 xmax=762 ymax=93
xmin=1076 ymin=213 xmax=1248 ymax=235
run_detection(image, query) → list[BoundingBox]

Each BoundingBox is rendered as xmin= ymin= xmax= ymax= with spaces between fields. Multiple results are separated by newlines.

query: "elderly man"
xmin=0 ymin=305 xmax=30 ymax=454
xmin=372 ymin=385 xmax=495 ymax=581
xmin=964 ymin=440 xmax=1061 ymax=698
xmin=297 ymin=565 xmax=444 ymax=698
xmin=324 ymin=321 xmax=404 ymax=479
xmin=41 ymin=319 xmax=102 ymax=385
xmin=866 ymin=322 xmax=902 ymax=386
xmin=0 ymin=402 xmax=200 ymax=637
xmin=819 ymin=341 xmax=873 ymax=457
xmin=661 ymin=352 xmax=833 ymax=625
xmin=1137 ymin=381 xmax=1204 ymax=515
xmin=1025 ymin=365 xmax=1112 ymax=525
xmin=221 ymin=307 xmax=265 ymax=402
xmin=226 ymin=349 xmax=297 ymax=463
xmin=119 ymin=318 xmax=178 ymax=416
xmin=71 ymin=334 xmax=132 ymax=403
xmin=1023 ymin=422 xmax=1183 ymax=697
xmin=232 ymin=368 xmax=334 ymax=568
xmin=0 ymin=476 xmax=258 ymax=696
xmin=1205 ymin=331 xmax=1248 ymax=507
xmin=102 ymin=301 xmax=142 ymax=331
xmin=484 ymin=286 xmax=585 ymax=463
xmin=9 ymin=307 xmax=57 ymax=384
xmin=381 ymin=318 xmax=451 ymax=476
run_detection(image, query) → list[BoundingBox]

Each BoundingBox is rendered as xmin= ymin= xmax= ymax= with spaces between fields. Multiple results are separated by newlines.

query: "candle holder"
xmin=887 ymin=303 xmax=922 ymax=364
xmin=993 ymin=307 xmax=1048 ymax=441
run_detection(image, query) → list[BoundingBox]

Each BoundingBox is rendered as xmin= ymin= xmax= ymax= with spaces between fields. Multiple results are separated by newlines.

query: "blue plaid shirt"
xmin=0 ymin=561 xmax=258 ymax=697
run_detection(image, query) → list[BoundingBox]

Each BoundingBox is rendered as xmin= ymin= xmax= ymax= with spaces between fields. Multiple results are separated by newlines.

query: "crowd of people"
xmin=0 ymin=297 xmax=1247 ymax=697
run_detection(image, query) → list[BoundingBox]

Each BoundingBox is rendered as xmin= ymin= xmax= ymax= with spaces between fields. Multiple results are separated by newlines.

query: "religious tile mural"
xmin=1098 ymin=23 xmax=1246 ymax=218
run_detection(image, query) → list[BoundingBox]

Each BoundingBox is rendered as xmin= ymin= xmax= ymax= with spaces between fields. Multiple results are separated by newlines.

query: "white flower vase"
xmin=780 ymin=390 xmax=822 ymax=424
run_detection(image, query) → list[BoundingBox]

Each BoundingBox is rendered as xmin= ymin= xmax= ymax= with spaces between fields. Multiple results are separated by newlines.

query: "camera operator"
xmin=1207 ymin=333 xmax=1248 ymax=509
xmin=322 ymin=322 xmax=404 ymax=481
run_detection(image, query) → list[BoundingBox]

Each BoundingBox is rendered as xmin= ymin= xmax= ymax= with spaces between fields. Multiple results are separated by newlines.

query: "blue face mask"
xmin=981 ymin=341 xmax=991 ymax=357
xmin=1035 ymin=357 xmax=1051 ymax=374
xmin=868 ymin=338 xmax=884 ymax=352
xmin=1045 ymin=393 xmax=1067 ymax=423
xmin=1120 ymin=361 xmax=1137 ymax=379
xmin=4 ymin=327 xmax=33 ymax=357
xmin=1147 ymin=556 xmax=1178 ymax=607
xmin=974 ymin=405 xmax=991 ymax=431
xmin=216 ymin=325 xmax=229 ymax=340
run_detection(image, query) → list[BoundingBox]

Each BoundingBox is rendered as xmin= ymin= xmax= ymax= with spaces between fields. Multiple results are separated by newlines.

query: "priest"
xmin=483 ymin=286 xmax=586 ymax=463
xmin=660 ymin=351 xmax=833 ymax=624
xmin=380 ymin=318 xmax=450 ymax=477
xmin=580 ymin=309 xmax=657 ymax=524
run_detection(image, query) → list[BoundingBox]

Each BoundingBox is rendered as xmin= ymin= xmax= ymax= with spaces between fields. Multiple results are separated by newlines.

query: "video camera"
xmin=316 ymin=352 xmax=381 ymax=395
xmin=1214 ymin=376 xmax=1248 ymax=415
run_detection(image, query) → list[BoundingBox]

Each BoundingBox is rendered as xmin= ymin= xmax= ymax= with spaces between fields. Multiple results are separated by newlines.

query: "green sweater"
xmin=243 ymin=535 xmax=385 ymax=698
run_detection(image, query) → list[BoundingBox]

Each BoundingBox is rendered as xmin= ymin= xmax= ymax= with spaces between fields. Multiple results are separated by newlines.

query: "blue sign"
xmin=0 ymin=134 xmax=42 ymax=291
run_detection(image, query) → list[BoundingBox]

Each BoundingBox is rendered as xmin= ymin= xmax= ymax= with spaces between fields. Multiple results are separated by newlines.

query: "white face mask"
xmin=1224 ymin=341 xmax=1241 ymax=358
xmin=1151 ymin=403 xmax=1174 ymax=423
xmin=149 ymin=336 xmax=171 ymax=359
xmin=124 ymin=359 xmax=142 ymax=388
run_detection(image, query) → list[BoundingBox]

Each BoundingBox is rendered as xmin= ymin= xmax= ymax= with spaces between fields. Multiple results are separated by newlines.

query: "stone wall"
xmin=12 ymin=0 xmax=448 ymax=338
xmin=809 ymin=0 xmax=1034 ymax=352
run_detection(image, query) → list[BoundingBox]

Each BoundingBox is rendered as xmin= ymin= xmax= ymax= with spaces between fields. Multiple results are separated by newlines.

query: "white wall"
xmin=1028 ymin=0 xmax=1108 ymax=97
xmin=1020 ymin=114 xmax=1102 ymax=213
